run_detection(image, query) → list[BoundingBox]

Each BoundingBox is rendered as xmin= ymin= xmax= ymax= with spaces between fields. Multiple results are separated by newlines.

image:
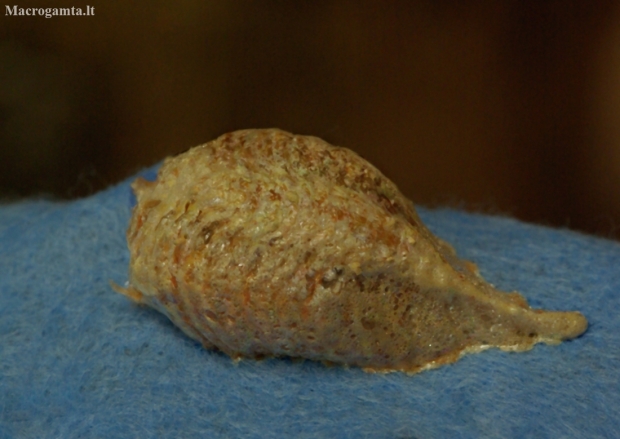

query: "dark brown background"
xmin=2 ymin=1 xmax=620 ymax=239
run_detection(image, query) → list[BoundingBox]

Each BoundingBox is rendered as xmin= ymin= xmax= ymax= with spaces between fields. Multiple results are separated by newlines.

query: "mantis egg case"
xmin=115 ymin=129 xmax=587 ymax=374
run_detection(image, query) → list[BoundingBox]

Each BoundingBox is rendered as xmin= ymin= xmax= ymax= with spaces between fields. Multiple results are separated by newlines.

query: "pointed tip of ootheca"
xmin=523 ymin=309 xmax=588 ymax=345
xmin=116 ymin=128 xmax=588 ymax=375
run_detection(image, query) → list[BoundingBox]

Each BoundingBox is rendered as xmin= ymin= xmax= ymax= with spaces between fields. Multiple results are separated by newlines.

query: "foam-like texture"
xmin=1 ymin=165 xmax=618 ymax=439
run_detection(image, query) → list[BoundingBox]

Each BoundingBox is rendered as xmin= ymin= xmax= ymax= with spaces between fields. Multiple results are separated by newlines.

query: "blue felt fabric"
xmin=1 ymin=164 xmax=619 ymax=439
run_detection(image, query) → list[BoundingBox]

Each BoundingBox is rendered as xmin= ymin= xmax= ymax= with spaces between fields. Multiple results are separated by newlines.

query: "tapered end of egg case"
xmin=529 ymin=309 xmax=588 ymax=344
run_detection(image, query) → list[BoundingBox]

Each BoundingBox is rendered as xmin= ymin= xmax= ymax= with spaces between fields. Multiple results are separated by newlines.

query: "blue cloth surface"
xmin=1 ymin=165 xmax=619 ymax=439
